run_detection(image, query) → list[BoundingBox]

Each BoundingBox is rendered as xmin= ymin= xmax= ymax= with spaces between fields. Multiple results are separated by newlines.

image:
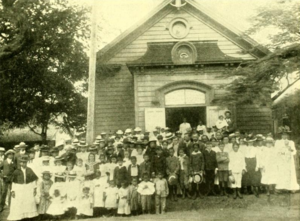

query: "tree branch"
xmin=26 ymin=123 xmax=41 ymax=136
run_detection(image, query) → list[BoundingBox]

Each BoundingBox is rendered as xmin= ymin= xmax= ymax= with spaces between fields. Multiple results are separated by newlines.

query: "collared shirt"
xmin=130 ymin=164 xmax=138 ymax=176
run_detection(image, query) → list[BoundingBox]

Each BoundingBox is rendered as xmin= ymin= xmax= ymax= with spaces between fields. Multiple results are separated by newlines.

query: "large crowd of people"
xmin=0 ymin=115 xmax=299 ymax=221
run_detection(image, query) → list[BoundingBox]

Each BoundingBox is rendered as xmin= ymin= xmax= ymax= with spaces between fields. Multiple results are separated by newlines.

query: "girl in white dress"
xmin=104 ymin=180 xmax=119 ymax=217
xmin=260 ymin=138 xmax=278 ymax=196
xmin=47 ymin=173 xmax=67 ymax=218
xmin=117 ymin=181 xmax=131 ymax=216
xmin=65 ymin=171 xmax=80 ymax=219
xmin=93 ymin=170 xmax=109 ymax=217
xmin=76 ymin=185 xmax=94 ymax=217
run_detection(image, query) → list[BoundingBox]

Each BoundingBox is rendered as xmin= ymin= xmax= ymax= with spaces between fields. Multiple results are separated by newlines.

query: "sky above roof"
xmin=72 ymin=0 xmax=277 ymax=48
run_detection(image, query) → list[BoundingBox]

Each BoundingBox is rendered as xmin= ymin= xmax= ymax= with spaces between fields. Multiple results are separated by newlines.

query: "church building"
xmin=88 ymin=0 xmax=272 ymax=141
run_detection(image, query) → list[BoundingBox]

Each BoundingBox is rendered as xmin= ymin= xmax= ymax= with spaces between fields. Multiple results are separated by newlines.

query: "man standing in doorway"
xmin=179 ymin=118 xmax=192 ymax=136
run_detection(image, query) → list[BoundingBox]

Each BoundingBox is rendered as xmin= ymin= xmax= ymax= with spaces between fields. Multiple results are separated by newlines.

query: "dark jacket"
xmin=114 ymin=166 xmax=128 ymax=186
xmin=190 ymin=151 xmax=204 ymax=173
xmin=0 ymin=159 xmax=16 ymax=183
xmin=12 ymin=167 xmax=38 ymax=184
xmin=151 ymin=154 xmax=166 ymax=177
xmin=139 ymin=161 xmax=152 ymax=178
xmin=203 ymin=149 xmax=218 ymax=170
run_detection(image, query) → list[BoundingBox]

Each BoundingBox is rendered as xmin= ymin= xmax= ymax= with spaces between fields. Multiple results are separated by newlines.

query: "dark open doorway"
xmin=165 ymin=106 xmax=206 ymax=132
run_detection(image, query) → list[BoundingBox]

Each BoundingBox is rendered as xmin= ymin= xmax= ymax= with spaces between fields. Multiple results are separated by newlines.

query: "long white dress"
xmin=47 ymin=182 xmax=67 ymax=215
xmin=93 ymin=177 xmax=108 ymax=208
xmin=260 ymin=147 xmax=278 ymax=185
xmin=104 ymin=187 xmax=119 ymax=208
xmin=7 ymin=182 xmax=38 ymax=220
xmin=275 ymin=140 xmax=299 ymax=191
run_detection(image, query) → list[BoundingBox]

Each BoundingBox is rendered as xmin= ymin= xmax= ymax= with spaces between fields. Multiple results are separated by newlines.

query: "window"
xmin=165 ymin=89 xmax=206 ymax=106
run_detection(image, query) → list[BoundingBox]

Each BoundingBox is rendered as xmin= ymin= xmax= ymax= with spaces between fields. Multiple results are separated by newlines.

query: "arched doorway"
xmin=165 ymin=89 xmax=206 ymax=132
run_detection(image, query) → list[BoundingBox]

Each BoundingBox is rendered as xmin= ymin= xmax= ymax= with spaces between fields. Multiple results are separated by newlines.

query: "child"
xmin=166 ymin=148 xmax=180 ymax=201
xmin=65 ymin=171 xmax=80 ymax=219
xmin=128 ymin=178 xmax=140 ymax=216
xmin=128 ymin=156 xmax=140 ymax=181
xmin=123 ymin=151 xmax=131 ymax=169
xmin=190 ymin=143 xmax=204 ymax=199
xmin=73 ymin=158 xmax=85 ymax=181
xmin=106 ymin=155 xmax=118 ymax=181
xmin=93 ymin=170 xmax=108 ymax=217
xmin=137 ymin=173 xmax=155 ymax=214
xmin=114 ymin=157 xmax=128 ymax=188
xmin=260 ymin=138 xmax=278 ymax=196
xmin=47 ymin=173 xmax=67 ymax=219
xmin=117 ymin=181 xmax=131 ymax=216
xmin=133 ymin=145 xmax=145 ymax=165
xmin=97 ymin=154 xmax=108 ymax=179
xmin=178 ymin=148 xmax=190 ymax=198
xmin=104 ymin=180 xmax=119 ymax=217
xmin=152 ymin=147 xmax=166 ymax=178
xmin=154 ymin=172 xmax=168 ymax=214
xmin=38 ymin=171 xmax=53 ymax=220
xmin=139 ymin=154 xmax=152 ymax=181
xmin=228 ymin=142 xmax=246 ymax=199
xmin=76 ymin=186 xmax=94 ymax=218
xmin=203 ymin=142 xmax=218 ymax=196
xmin=216 ymin=142 xmax=230 ymax=196
xmin=65 ymin=161 xmax=75 ymax=180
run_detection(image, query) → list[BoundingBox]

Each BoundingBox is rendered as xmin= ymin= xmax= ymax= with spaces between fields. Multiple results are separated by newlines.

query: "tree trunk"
xmin=41 ymin=123 xmax=48 ymax=144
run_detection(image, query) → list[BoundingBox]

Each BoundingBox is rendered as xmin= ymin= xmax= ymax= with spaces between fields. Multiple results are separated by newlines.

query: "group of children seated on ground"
xmin=1 ymin=125 xmax=299 ymax=220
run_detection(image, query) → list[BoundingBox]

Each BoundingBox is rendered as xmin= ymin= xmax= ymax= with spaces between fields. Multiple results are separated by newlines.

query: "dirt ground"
xmin=1 ymin=192 xmax=299 ymax=221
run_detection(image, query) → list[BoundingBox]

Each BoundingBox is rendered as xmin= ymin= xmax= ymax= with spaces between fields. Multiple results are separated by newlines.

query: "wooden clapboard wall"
xmin=94 ymin=3 xmax=268 ymax=135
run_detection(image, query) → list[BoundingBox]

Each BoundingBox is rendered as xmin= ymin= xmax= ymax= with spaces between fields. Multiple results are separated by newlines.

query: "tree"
xmin=0 ymin=0 xmax=89 ymax=142
xmin=215 ymin=0 xmax=300 ymax=106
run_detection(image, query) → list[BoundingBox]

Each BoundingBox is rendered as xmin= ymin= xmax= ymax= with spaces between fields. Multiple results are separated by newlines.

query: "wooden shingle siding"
xmin=107 ymin=9 xmax=254 ymax=64
xmin=94 ymin=65 xmax=135 ymax=134
xmin=236 ymin=105 xmax=272 ymax=134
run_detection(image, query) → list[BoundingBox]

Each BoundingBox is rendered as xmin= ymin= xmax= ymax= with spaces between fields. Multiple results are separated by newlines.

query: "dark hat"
xmin=135 ymin=141 xmax=144 ymax=148
xmin=117 ymin=143 xmax=124 ymax=149
xmin=50 ymin=147 xmax=59 ymax=153
xmin=40 ymin=145 xmax=50 ymax=152
xmin=28 ymin=148 xmax=35 ymax=154
xmin=123 ymin=138 xmax=130 ymax=144
xmin=19 ymin=155 xmax=29 ymax=162
xmin=156 ymin=146 xmax=163 ymax=151
xmin=157 ymin=135 xmax=163 ymax=140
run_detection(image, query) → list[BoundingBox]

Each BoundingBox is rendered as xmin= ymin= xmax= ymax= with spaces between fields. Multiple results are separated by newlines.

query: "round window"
xmin=168 ymin=18 xmax=190 ymax=39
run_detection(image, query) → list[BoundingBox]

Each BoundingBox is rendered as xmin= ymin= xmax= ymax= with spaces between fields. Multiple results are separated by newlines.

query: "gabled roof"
xmin=97 ymin=0 xmax=270 ymax=64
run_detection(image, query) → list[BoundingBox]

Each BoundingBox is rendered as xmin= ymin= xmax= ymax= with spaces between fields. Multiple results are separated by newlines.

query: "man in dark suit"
xmin=0 ymin=150 xmax=16 ymax=212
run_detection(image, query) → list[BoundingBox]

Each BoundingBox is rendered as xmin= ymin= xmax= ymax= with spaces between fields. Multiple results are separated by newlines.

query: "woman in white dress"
xmin=260 ymin=138 xmax=278 ymax=195
xmin=275 ymin=132 xmax=299 ymax=192
xmin=7 ymin=155 xmax=39 ymax=221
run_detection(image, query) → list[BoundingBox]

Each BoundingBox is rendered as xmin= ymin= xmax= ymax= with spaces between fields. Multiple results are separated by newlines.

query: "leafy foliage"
xmin=0 ymin=0 xmax=89 ymax=141
xmin=215 ymin=0 xmax=300 ymax=106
